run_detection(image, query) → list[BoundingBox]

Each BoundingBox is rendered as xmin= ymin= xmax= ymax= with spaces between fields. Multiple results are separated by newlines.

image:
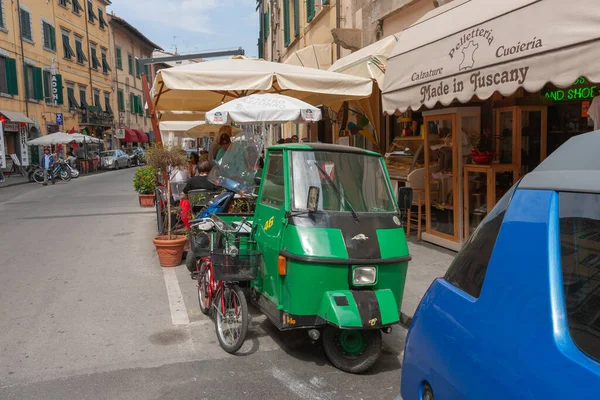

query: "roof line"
xmin=108 ymin=13 xmax=163 ymax=51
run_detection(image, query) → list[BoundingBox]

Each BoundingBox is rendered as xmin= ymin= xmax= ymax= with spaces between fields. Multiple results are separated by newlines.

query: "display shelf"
xmin=463 ymin=163 xmax=518 ymax=239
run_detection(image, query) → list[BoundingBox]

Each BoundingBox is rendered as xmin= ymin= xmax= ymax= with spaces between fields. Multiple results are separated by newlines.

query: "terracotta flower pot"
xmin=152 ymin=235 xmax=188 ymax=267
xmin=139 ymin=194 xmax=155 ymax=208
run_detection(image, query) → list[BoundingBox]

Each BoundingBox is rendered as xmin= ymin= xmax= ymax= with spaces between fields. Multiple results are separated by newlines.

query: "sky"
xmin=107 ymin=0 xmax=259 ymax=58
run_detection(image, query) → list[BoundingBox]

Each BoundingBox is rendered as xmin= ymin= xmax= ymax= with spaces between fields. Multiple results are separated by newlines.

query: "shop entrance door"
xmin=423 ymin=114 xmax=460 ymax=242
xmin=519 ymin=106 xmax=547 ymax=175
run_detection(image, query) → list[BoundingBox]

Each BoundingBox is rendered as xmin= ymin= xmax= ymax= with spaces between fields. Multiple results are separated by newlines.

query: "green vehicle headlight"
xmin=353 ymin=266 xmax=377 ymax=285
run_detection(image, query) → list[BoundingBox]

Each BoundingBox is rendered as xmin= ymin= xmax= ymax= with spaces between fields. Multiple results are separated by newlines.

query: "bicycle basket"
xmin=210 ymin=249 xmax=262 ymax=282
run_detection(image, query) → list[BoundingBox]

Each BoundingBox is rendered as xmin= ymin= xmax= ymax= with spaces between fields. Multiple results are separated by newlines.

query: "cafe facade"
xmin=381 ymin=0 xmax=600 ymax=250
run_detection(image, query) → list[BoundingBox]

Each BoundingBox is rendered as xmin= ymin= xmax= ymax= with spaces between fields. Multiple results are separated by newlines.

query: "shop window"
xmin=72 ymin=0 xmax=83 ymax=15
xmin=127 ymin=53 xmax=133 ymax=75
xmin=42 ymin=21 xmax=56 ymax=51
xmin=75 ymin=36 xmax=87 ymax=64
xmin=79 ymin=85 xmax=88 ymax=108
xmin=559 ymin=192 xmax=600 ymax=363
xmin=0 ymin=55 xmax=19 ymax=95
xmin=260 ymin=152 xmax=285 ymax=208
xmin=115 ymin=46 xmax=122 ymax=70
xmin=24 ymin=64 xmax=43 ymax=101
xmin=87 ymin=0 xmax=97 ymax=23
xmin=444 ymin=183 xmax=517 ymax=298
xmin=90 ymin=43 xmax=100 ymax=70
xmin=117 ymin=89 xmax=124 ymax=111
xmin=62 ymin=30 xmax=75 ymax=60
xmin=19 ymin=6 xmax=32 ymax=41
xmin=67 ymin=84 xmax=79 ymax=109
xmin=101 ymin=49 xmax=110 ymax=73
xmin=43 ymin=70 xmax=63 ymax=105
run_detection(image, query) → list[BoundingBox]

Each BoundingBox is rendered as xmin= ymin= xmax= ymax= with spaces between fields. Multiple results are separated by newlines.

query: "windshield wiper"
xmin=313 ymin=162 xmax=359 ymax=222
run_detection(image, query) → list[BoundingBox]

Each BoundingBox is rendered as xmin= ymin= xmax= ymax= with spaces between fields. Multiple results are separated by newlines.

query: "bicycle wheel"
xmin=197 ymin=260 xmax=212 ymax=315
xmin=60 ymin=169 xmax=71 ymax=182
xmin=33 ymin=170 xmax=45 ymax=184
xmin=214 ymin=284 xmax=248 ymax=353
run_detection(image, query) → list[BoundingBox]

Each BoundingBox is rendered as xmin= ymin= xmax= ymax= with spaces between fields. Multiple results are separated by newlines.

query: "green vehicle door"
xmin=253 ymin=151 xmax=287 ymax=305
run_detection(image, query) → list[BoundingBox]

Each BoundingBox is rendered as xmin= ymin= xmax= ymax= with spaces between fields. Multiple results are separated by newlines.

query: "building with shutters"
xmin=0 ymin=0 xmax=113 ymax=167
xmin=108 ymin=13 xmax=162 ymax=149
xmin=256 ymin=0 xmax=444 ymax=146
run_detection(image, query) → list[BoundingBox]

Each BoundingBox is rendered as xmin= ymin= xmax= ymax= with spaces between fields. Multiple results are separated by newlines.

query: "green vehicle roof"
xmin=268 ymin=143 xmax=381 ymax=157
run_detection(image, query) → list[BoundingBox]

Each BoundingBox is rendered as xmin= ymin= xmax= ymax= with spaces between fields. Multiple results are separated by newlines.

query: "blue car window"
xmin=444 ymin=183 xmax=517 ymax=298
xmin=559 ymin=192 xmax=600 ymax=362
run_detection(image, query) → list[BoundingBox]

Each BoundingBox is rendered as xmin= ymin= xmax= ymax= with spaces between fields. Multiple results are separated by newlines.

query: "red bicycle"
xmin=192 ymin=216 xmax=257 ymax=353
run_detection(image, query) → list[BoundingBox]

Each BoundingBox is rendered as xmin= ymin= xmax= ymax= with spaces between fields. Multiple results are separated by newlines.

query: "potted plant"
xmin=466 ymin=129 xmax=496 ymax=165
xmin=133 ymin=166 xmax=157 ymax=208
xmin=146 ymin=144 xmax=189 ymax=267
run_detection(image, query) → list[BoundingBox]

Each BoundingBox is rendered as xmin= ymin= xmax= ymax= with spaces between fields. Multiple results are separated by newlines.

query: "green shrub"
xmin=133 ymin=166 xmax=157 ymax=194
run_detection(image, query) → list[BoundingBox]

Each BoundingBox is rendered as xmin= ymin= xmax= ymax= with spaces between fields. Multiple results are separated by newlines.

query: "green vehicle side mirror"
xmin=307 ymin=186 xmax=320 ymax=212
xmin=398 ymin=187 xmax=413 ymax=211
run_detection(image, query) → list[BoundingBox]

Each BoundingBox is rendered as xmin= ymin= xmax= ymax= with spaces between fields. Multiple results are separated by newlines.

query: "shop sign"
xmin=0 ymin=123 xmax=5 ymax=168
xmin=4 ymin=121 xmax=19 ymax=132
xmin=115 ymin=128 xmax=125 ymax=139
xmin=19 ymin=126 xmax=29 ymax=166
xmin=543 ymin=84 xmax=598 ymax=102
xmin=50 ymin=63 xmax=59 ymax=106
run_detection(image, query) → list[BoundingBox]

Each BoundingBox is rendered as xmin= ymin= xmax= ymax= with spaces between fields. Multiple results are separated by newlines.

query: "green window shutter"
xmin=130 ymin=93 xmax=134 ymax=112
xmin=56 ymin=74 xmax=64 ymax=105
xmin=43 ymin=70 xmax=49 ymax=99
xmin=118 ymin=90 xmax=124 ymax=111
xmin=283 ymin=1 xmax=290 ymax=47
xmin=115 ymin=47 xmax=122 ymax=69
xmin=293 ymin=0 xmax=299 ymax=37
xmin=135 ymin=59 xmax=140 ymax=78
xmin=307 ymin=0 xmax=315 ymax=22
xmin=6 ymin=57 xmax=19 ymax=95
xmin=323 ymin=0 xmax=329 ymax=4
xmin=33 ymin=67 xmax=44 ymax=101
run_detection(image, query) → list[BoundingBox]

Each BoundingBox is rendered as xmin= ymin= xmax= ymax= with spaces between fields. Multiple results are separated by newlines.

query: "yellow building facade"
xmin=0 ymin=0 xmax=113 ymax=167
xmin=108 ymin=14 xmax=161 ymax=148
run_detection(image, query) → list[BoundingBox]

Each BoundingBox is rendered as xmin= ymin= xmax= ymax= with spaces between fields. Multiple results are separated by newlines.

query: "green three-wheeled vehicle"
xmin=193 ymin=140 xmax=412 ymax=374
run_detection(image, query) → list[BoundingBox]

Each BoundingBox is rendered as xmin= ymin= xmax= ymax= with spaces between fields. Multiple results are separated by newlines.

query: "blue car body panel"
xmin=401 ymin=189 xmax=600 ymax=399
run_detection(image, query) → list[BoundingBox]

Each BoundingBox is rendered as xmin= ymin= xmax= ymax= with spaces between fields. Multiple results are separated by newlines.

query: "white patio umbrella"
xmin=205 ymin=94 xmax=322 ymax=125
xmin=70 ymin=134 xmax=103 ymax=144
xmin=27 ymin=132 xmax=79 ymax=145
xmin=151 ymin=58 xmax=372 ymax=112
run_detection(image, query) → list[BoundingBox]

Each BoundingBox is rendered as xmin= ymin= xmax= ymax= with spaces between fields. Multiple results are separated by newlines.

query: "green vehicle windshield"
xmin=290 ymin=151 xmax=397 ymax=213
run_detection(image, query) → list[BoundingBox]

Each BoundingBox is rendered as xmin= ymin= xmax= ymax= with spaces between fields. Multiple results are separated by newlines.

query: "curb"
xmin=0 ymin=180 xmax=31 ymax=189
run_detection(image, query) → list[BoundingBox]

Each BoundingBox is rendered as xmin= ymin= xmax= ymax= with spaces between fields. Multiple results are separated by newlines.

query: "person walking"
xmin=42 ymin=147 xmax=56 ymax=186
xmin=0 ymin=147 xmax=5 ymax=183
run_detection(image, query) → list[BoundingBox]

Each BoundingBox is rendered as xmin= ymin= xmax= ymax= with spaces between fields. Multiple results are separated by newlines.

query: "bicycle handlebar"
xmin=190 ymin=215 xmax=249 ymax=235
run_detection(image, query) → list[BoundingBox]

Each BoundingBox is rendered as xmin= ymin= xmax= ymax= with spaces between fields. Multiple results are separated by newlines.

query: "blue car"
xmin=399 ymin=131 xmax=600 ymax=399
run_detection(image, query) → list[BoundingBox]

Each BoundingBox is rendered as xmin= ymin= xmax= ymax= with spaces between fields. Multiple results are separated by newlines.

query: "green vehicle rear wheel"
xmin=322 ymin=326 xmax=382 ymax=374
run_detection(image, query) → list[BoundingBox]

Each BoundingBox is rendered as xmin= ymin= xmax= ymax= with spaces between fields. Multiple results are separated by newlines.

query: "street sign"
xmin=56 ymin=113 xmax=63 ymax=125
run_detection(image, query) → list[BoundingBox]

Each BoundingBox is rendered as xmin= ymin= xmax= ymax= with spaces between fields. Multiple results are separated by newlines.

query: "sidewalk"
xmin=0 ymin=174 xmax=30 ymax=188
xmin=400 ymin=239 xmax=457 ymax=326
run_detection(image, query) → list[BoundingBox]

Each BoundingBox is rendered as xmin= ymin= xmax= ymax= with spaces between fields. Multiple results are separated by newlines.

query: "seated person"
xmin=182 ymin=160 xmax=218 ymax=195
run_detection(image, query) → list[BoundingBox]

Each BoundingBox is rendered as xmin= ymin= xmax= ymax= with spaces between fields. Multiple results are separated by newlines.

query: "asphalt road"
xmin=0 ymin=169 xmax=406 ymax=400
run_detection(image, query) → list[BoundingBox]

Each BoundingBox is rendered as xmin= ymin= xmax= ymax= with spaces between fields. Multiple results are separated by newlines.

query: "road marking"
xmin=271 ymin=367 xmax=331 ymax=400
xmin=162 ymin=268 xmax=190 ymax=326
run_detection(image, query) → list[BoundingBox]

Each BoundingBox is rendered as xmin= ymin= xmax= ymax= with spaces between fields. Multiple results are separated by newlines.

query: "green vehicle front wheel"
xmin=322 ymin=326 xmax=382 ymax=374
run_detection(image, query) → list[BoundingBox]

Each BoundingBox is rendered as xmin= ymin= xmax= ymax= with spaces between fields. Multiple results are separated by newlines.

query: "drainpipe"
xmin=82 ymin=0 xmax=94 ymax=110
xmin=335 ymin=0 xmax=341 ymax=59
xmin=15 ymin=0 xmax=30 ymax=118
